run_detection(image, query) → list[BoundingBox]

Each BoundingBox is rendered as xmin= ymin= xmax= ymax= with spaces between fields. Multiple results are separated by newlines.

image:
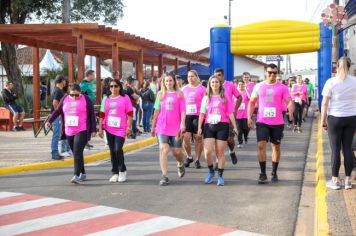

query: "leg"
xmin=193 ymin=133 xmax=203 ymax=161
xmin=183 ymin=132 xmax=193 ymax=158
xmin=204 ymin=138 xmax=215 ymax=167
xmin=72 ymin=131 xmax=87 ymax=176
xmin=12 ymin=113 xmax=19 ymax=127
xmin=114 ymin=136 xmax=126 ymax=173
xmin=50 ymin=117 xmax=61 ymax=158
xmin=106 ymin=132 xmax=119 ymax=174
xmin=341 ymin=117 xmax=356 ymax=177
xmin=293 ymin=102 xmax=299 ymax=128
xmin=18 ymin=111 xmax=25 ymax=127
xmin=237 ymin=119 xmax=244 ymax=145
xmin=216 ymin=140 xmax=227 ymax=169
xmin=328 ymin=116 xmax=343 ymax=178
xmin=243 ymin=119 xmax=250 ymax=143
xmin=159 ymin=144 xmax=170 ymax=176
xmin=298 ymin=102 xmax=305 ymax=128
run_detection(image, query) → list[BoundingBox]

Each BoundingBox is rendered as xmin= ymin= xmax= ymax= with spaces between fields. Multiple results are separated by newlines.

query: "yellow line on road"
xmin=314 ymin=116 xmax=329 ymax=235
xmin=0 ymin=137 xmax=157 ymax=175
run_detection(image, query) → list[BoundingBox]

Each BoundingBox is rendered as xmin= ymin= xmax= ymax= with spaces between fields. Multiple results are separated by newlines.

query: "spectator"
xmin=150 ymin=76 xmax=159 ymax=95
xmin=112 ymin=71 xmax=121 ymax=81
xmin=140 ymin=80 xmax=155 ymax=132
xmin=40 ymin=81 xmax=47 ymax=109
xmin=126 ymin=77 xmax=140 ymax=138
xmin=1 ymin=82 xmax=25 ymax=131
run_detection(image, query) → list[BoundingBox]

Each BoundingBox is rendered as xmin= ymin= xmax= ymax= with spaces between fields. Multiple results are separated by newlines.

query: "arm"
xmin=126 ymin=115 xmax=133 ymax=137
xmin=98 ymin=117 xmax=104 ymax=138
xmin=197 ymin=113 xmax=205 ymax=136
xmin=320 ymin=96 xmax=330 ymax=131
xmin=234 ymin=95 xmax=242 ymax=113
xmin=247 ymin=97 xmax=257 ymax=128
xmin=228 ymin=112 xmax=238 ymax=134
xmin=87 ymin=96 xmax=97 ymax=135
xmin=150 ymin=109 xmax=160 ymax=137
xmin=46 ymin=96 xmax=65 ymax=128
xmin=286 ymin=98 xmax=295 ymax=121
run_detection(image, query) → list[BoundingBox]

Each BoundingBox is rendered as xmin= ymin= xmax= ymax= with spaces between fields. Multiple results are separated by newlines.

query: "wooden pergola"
xmin=0 ymin=23 xmax=209 ymax=129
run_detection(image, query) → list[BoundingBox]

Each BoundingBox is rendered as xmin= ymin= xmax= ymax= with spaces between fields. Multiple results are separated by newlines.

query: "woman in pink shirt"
xmin=98 ymin=79 xmax=133 ymax=183
xmin=291 ymin=75 xmax=308 ymax=133
xmin=236 ymin=80 xmax=250 ymax=148
xmin=182 ymin=70 xmax=206 ymax=169
xmin=197 ymin=75 xmax=238 ymax=186
xmin=46 ymin=84 xmax=96 ymax=184
xmin=151 ymin=73 xmax=186 ymax=186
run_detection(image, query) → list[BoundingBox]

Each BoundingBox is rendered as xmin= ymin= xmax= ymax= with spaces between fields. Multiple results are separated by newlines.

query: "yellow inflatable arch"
xmin=230 ymin=20 xmax=320 ymax=55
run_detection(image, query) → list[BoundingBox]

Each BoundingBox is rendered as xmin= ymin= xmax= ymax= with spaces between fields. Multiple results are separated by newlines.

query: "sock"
xmin=208 ymin=165 xmax=214 ymax=173
xmin=218 ymin=168 xmax=224 ymax=177
xmin=272 ymin=162 xmax=279 ymax=174
xmin=259 ymin=161 xmax=266 ymax=174
xmin=187 ymin=156 xmax=193 ymax=160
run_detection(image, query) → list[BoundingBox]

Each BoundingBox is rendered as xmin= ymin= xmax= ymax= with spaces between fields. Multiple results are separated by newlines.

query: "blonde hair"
xmin=336 ymin=56 xmax=351 ymax=81
xmin=159 ymin=73 xmax=179 ymax=100
xmin=206 ymin=75 xmax=226 ymax=103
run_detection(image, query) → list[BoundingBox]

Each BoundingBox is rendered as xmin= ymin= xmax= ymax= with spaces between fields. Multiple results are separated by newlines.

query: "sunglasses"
xmin=69 ymin=94 xmax=80 ymax=97
xmin=110 ymin=85 xmax=119 ymax=88
xmin=267 ymin=71 xmax=278 ymax=75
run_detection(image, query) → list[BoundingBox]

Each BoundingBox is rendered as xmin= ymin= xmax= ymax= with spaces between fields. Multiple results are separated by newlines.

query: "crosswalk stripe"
xmin=87 ymin=216 xmax=194 ymax=236
xmin=0 ymin=194 xmax=43 ymax=206
xmin=0 ymin=205 xmax=126 ymax=236
xmin=0 ymin=197 xmax=69 ymax=216
xmin=0 ymin=192 xmax=23 ymax=199
xmin=221 ymin=230 xmax=265 ymax=236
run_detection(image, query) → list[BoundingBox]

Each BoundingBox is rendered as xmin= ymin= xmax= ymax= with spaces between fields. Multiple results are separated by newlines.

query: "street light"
xmin=228 ymin=0 xmax=233 ymax=26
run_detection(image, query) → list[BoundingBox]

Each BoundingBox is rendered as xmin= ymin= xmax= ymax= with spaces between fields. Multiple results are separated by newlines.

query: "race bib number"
xmin=108 ymin=116 xmax=121 ymax=128
xmin=186 ymin=104 xmax=197 ymax=114
xmin=263 ymin=107 xmax=276 ymax=118
xmin=207 ymin=114 xmax=221 ymax=124
xmin=65 ymin=116 xmax=79 ymax=127
xmin=238 ymin=103 xmax=245 ymax=110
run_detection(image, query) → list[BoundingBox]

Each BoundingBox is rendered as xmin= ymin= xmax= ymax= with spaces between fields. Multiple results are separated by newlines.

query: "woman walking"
xmin=235 ymin=80 xmax=250 ymax=148
xmin=321 ymin=57 xmax=356 ymax=190
xmin=291 ymin=75 xmax=308 ymax=133
xmin=98 ymin=79 xmax=133 ymax=183
xmin=46 ymin=84 xmax=96 ymax=184
xmin=197 ymin=75 xmax=238 ymax=186
xmin=151 ymin=73 xmax=186 ymax=186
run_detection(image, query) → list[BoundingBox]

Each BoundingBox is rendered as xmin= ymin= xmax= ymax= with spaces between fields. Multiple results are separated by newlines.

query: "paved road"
xmin=0 ymin=119 xmax=313 ymax=236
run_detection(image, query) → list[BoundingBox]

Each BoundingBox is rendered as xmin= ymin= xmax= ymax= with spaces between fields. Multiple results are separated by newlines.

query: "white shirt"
xmin=322 ymin=75 xmax=356 ymax=117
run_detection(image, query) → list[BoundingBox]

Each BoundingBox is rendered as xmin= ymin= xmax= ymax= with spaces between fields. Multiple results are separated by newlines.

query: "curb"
xmin=314 ymin=115 xmax=329 ymax=235
xmin=0 ymin=137 xmax=157 ymax=175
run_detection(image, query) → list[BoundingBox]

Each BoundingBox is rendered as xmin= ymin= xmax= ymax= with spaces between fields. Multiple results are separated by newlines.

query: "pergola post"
xmin=77 ymin=34 xmax=85 ymax=83
xmin=187 ymin=61 xmax=191 ymax=71
xmin=112 ymin=43 xmax=119 ymax=72
xmin=174 ymin=58 xmax=179 ymax=75
xmin=137 ymin=49 xmax=143 ymax=86
xmin=151 ymin=64 xmax=154 ymax=77
xmin=158 ymin=54 xmax=163 ymax=77
xmin=119 ymin=59 xmax=123 ymax=79
xmin=32 ymin=47 xmax=40 ymax=130
xmin=96 ymin=57 xmax=101 ymax=105
xmin=67 ymin=52 xmax=74 ymax=84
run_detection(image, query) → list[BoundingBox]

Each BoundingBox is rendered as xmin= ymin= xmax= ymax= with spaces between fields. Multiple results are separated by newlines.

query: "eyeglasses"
xmin=267 ymin=71 xmax=278 ymax=75
xmin=110 ymin=85 xmax=119 ymax=88
xmin=69 ymin=94 xmax=80 ymax=97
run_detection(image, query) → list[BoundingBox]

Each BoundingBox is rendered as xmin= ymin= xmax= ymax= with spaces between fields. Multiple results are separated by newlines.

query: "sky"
xmin=116 ymin=0 xmax=336 ymax=71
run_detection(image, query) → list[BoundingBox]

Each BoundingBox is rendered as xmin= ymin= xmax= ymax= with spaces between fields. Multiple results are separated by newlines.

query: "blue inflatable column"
xmin=209 ymin=26 xmax=234 ymax=81
xmin=317 ymin=23 xmax=332 ymax=110
xmin=338 ymin=31 xmax=344 ymax=58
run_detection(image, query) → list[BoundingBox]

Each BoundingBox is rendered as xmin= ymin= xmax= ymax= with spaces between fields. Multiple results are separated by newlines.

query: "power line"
xmin=309 ymin=0 xmax=329 ymax=22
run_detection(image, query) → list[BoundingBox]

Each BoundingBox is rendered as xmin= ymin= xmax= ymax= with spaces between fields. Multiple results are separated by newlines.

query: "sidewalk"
xmin=0 ymin=129 xmax=154 ymax=168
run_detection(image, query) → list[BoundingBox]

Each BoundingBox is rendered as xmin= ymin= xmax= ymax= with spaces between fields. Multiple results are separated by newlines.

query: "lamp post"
xmin=228 ymin=0 xmax=233 ymax=26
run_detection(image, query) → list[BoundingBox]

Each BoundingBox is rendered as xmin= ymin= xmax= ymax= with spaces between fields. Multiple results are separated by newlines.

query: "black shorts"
xmin=307 ymin=97 xmax=312 ymax=107
xmin=256 ymin=122 xmax=284 ymax=144
xmin=203 ymin=122 xmax=229 ymax=141
xmin=185 ymin=115 xmax=201 ymax=134
xmin=6 ymin=102 xmax=23 ymax=114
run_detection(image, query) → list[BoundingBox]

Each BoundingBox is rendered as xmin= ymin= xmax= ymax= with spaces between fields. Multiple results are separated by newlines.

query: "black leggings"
xmin=236 ymin=119 xmax=250 ymax=144
xmin=328 ymin=115 xmax=356 ymax=177
xmin=106 ymin=132 xmax=126 ymax=174
xmin=294 ymin=101 xmax=305 ymax=127
xmin=67 ymin=130 xmax=87 ymax=176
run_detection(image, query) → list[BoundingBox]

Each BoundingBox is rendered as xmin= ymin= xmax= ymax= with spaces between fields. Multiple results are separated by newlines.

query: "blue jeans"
xmin=51 ymin=117 xmax=61 ymax=157
xmin=142 ymin=102 xmax=153 ymax=132
xmin=60 ymin=140 xmax=71 ymax=153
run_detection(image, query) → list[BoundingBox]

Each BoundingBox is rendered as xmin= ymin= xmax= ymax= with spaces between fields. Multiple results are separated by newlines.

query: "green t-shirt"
xmin=80 ymin=80 xmax=95 ymax=103
xmin=154 ymin=91 xmax=161 ymax=110
xmin=307 ymin=83 xmax=314 ymax=97
xmin=100 ymin=95 xmax=107 ymax=112
xmin=200 ymin=96 xmax=208 ymax=114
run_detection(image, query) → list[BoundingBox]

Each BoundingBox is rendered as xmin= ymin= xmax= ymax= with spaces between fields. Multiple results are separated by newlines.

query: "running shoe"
xmin=292 ymin=126 xmax=297 ymax=133
xmin=70 ymin=175 xmax=80 ymax=184
xmin=52 ymin=155 xmax=64 ymax=160
xmin=109 ymin=174 xmax=119 ymax=183
xmin=326 ymin=179 xmax=341 ymax=190
xmin=19 ymin=126 xmax=26 ymax=131
xmin=205 ymin=171 xmax=215 ymax=184
xmin=184 ymin=157 xmax=194 ymax=167
xmin=60 ymin=152 xmax=71 ymax=157
xmin=258 ymin=173 xmax=268 ymax=184
xmin=214 ymin=163 xmax=219 ymax=171
xmin=217 ymin=176 xmax=225 ymax=186
xmin=194 ymin=160 xmax=202 ymax=169
xmin=13 ymin=126 xmax=20 ymax=132
xmin=78 ymin=173 xmax=86 ymax=181
xmin=237 ymin=144 xmax=243 ymax=148
xmin=297 ymin=127 xmax=302 ymax=133
xmin=271 ymin=172 xmax=279 ymax=183
xmin=118 ymin=171 xmax=127 ymax=182
xmin=344 ymin=181 xmax=352 ymax=190
xmin=230 ymin=152 xmax=238 ymax=165
xmin=159 ymin=176 xmax=169 ymax=186
xmin=177 ymin=162 xmax=185 ymax=178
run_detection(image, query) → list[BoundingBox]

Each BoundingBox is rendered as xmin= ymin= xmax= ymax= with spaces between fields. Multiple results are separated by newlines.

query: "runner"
xmin=98 ymin=79 xmax=133 ymax=183
xmin=236 ymin=80 xmax=250 ymax=148
xmin=182 ymin=70 xmax=206 ymax=169
xmin=277 ymin=75 xmax=288 ymax=124
xmin=214 ymin=68 xmax=241 ymax=166
xmin=46 ymin=84 xmax=97 ymax=184
xmin=151 ymin=73 xmax=186 ymax=186
xmin=304 ymin=78 xmax=314 ymax=119
xmin=291 ymin=75 xmax=308 ymax=133
xmin=242 ymin=72 xmax=255 ymax=99
xmin=197 ymin=75 xmax=238 ymax=186
xmin=248 ymin=64 xmax=294 ymax=184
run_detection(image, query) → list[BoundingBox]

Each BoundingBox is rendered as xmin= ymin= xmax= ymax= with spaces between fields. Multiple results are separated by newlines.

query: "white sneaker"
xmin=60 ymin=152 xmax=71 ymax=157
xmin=118 ymin=171 xmax=127 ymax=182
xmin=109 ymin=174 xmax=119 ymax=182
xmin=237 ymin=144 xmax=244 ymax=148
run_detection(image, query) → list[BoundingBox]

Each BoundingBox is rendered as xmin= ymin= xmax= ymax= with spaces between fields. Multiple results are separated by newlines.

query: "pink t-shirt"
xmin=182 ymin=84 xmax=206 ymax=116
xmin=63 ymin=95 xmax=87 ymax=136
xmin=279 ymin=82 xmax=288 ymax=112
xmin=292 ymin=84 xmax=308 ymax=103
xmin=200 ymin=95 xmax=234 ymax=124
xmin=223 ymin=81 xmax=240 ymax=101
xmin=235 ymin=91 xmax=249 ymax=119
xmin=154 ymin=91 xmax=186 ymax=136
xmin=251 ymin=81 xmax=291 ymax=125
xmin=246 ymin=82 xmax=255 ymax=97
xmin=103 ymin=95 xmax=133 ymax=138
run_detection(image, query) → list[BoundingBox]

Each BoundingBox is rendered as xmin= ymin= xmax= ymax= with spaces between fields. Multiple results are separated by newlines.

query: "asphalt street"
xmin=0 ymin=119 xmax=313 ymax=236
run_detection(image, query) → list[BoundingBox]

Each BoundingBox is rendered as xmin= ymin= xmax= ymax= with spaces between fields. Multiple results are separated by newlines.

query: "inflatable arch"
xmin=209 ymin=20 xmax=342 ymax=108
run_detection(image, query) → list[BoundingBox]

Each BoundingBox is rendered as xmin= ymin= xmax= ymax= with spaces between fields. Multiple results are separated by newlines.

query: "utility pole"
xmin=332 ymin=0 xmax=339 ymax=73
xmin=228 ymin=0 xmax=233 ymax=26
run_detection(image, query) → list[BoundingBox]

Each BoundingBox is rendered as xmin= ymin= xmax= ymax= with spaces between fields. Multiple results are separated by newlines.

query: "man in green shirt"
xmin=304 ymin=78 xmax=314 ymax=118
xmin=80 ymin=70 xmax=95 ymax=103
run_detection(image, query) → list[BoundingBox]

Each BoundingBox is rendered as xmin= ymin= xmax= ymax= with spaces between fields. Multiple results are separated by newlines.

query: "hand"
xmin=45 ymin=122 xmax=51 ymax=130
xmin=91 ymin=132 xmax=96 ymax=137
xmin=126 ymin=128 xmax=132 ymax=137
xmin=197 ymin=128 xmax=202 ymax=137
xmin=98 ymin=130 xmax=104 ymax=139
xmin=289 ymin=114 xmax=294 ymax=122
xmin=233 ymin=128 xmax=239 ymax=136
xmin=321 ymin=123 xmax=328 ymax=132
xmin=248 ymin=118 xmax=253 ymax=129
xmin=151 ymin=129 xmax=156 ymax=137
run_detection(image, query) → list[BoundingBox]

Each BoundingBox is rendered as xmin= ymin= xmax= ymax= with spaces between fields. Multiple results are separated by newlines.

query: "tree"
xmin=0 ymin=0 xmax=124 ymax=97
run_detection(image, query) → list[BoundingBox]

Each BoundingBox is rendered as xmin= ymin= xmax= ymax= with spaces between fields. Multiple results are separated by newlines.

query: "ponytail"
xmin=336 ymin=56 xmax=351 ymax=81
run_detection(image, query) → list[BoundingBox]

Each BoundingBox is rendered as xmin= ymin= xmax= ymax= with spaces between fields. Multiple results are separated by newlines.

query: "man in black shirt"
xmin=126 ymin=77 xmax=140 ymax=138
xmin=1 ymin=82 xmax=25 ymax=131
